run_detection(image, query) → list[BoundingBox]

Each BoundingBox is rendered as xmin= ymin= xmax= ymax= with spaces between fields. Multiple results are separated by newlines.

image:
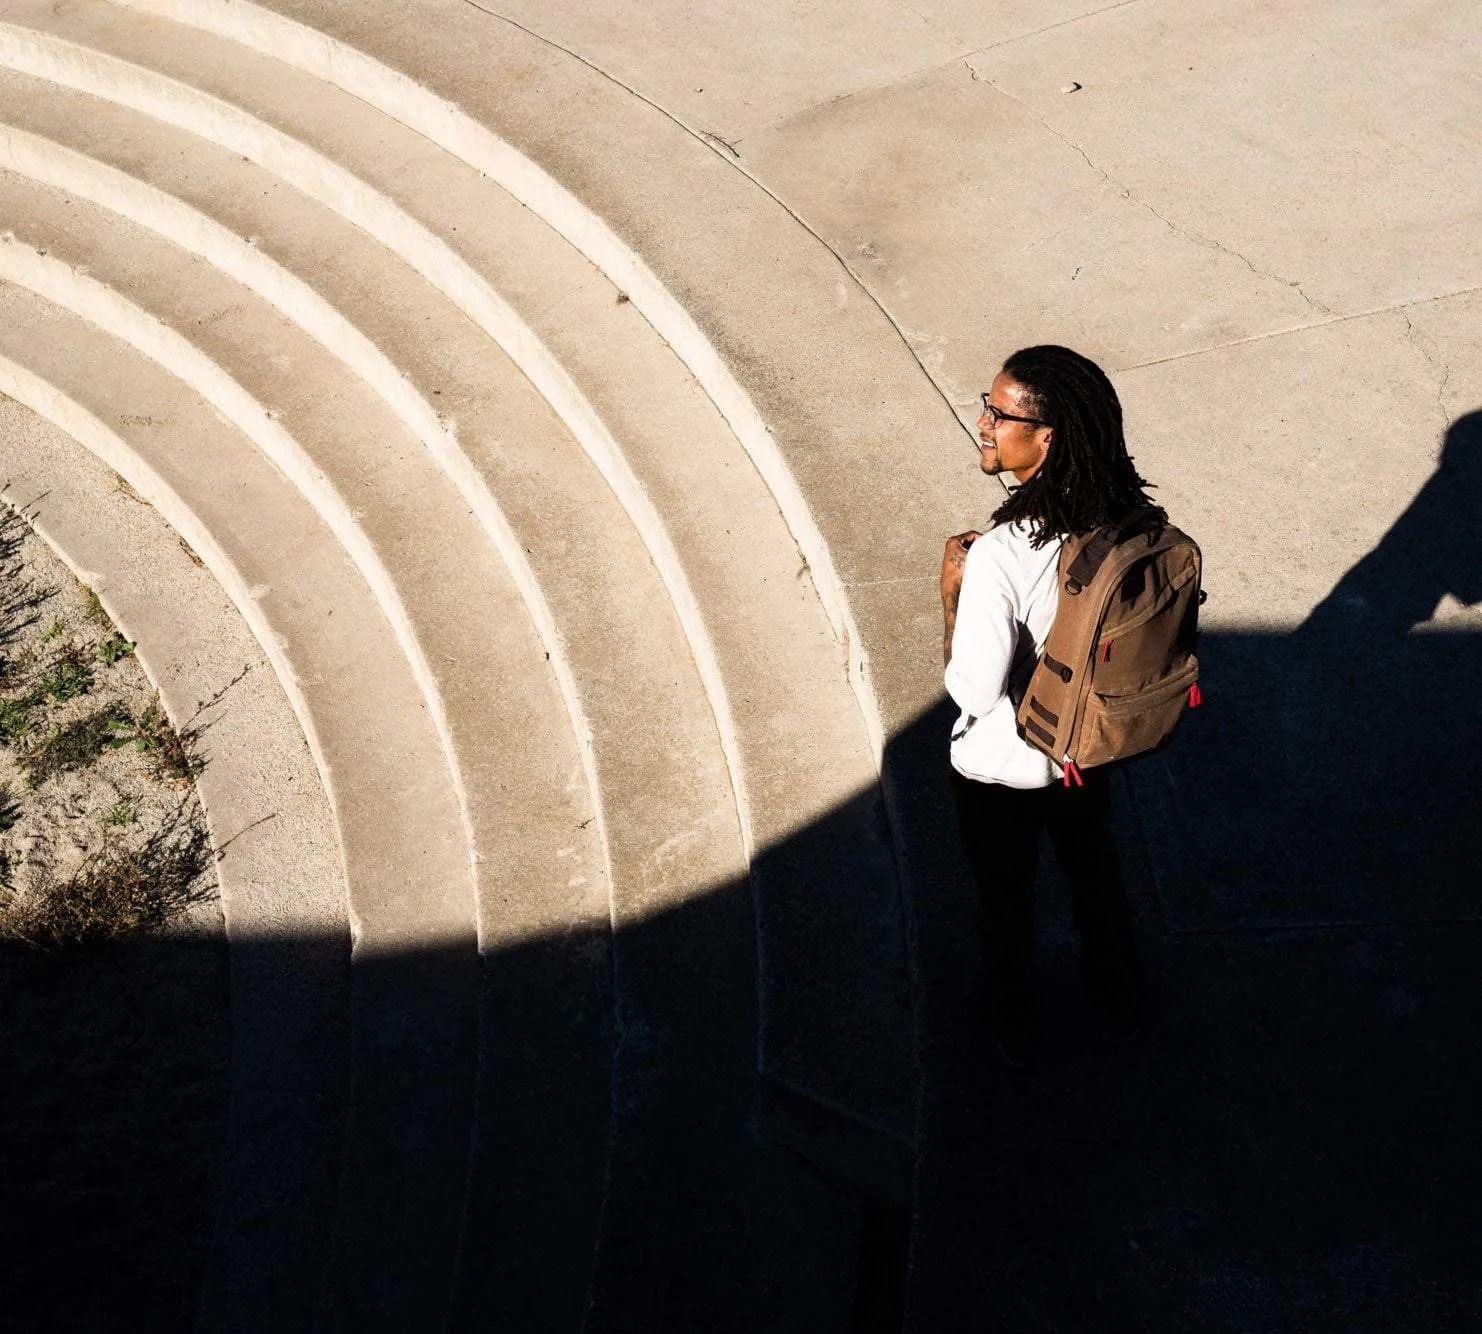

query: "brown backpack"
xmin=1013 ymin=508 xmax=1203 ymax=785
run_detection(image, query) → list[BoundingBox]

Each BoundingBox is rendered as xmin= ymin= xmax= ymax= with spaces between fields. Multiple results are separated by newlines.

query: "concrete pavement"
xmin=0 ymin=0 xmax=1476 ymax=1325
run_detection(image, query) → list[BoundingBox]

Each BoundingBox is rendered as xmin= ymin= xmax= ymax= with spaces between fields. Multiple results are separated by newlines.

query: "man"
xmin=940 ymin=345 xmax=1155 ymax=1067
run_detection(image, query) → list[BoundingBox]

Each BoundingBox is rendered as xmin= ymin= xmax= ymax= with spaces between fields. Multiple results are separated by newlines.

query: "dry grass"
xmin=17 ymin=706 xmax=134 ymax=788
xmin=0 ymin=815 xmax=212 ymax=950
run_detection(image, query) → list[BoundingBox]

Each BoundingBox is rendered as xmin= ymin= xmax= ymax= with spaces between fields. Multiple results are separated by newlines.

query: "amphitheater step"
xmin=0 ymin=282 xmax=498 ymax=1326
xmin=0 ymin=397 xmax=349 ymax=1331
xmin=0 ymin=0 xmax=941 ymax=1319
xmin=0 ymin=0 xmax=914 ymax=1199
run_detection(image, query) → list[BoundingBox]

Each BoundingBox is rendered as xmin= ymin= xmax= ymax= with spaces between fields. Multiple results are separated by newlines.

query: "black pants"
xmin=952 ymin=767 xmax=1141 ymax=1034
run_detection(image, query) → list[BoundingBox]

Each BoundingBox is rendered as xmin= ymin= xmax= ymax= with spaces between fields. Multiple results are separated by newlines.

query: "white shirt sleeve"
xmin=944 ymin=536 xmax=1017 ymax=719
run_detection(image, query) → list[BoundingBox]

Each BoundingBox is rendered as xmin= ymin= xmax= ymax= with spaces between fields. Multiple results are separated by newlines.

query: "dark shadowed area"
xmin=3 ymin=414 xmax=1481 ymax=1332
xmin=0 ymin=928 xmax=230 ymax=1334
xmin=902 ymin=408 xmax=1482 ymax=1331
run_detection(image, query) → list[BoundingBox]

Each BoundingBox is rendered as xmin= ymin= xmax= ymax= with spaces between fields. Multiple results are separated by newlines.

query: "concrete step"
xmin=0 ymin=395 xmax=349 ymax=1331
xmin=0 ymin=0 xmax=914 ymax=1190
xmin=0 ymin=283 xmax=490 ymax=1327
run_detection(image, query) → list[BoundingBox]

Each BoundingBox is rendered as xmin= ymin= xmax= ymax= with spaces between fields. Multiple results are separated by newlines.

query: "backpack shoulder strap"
xmin=1063 ymin=507 xmax=1164 ymax=592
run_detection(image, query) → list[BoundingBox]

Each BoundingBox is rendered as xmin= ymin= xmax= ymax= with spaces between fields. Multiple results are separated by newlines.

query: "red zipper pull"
xmin=1189 ymin=682 xmax=1202 ymax=708
xmin=1062 ymin=759 xmax=1084 ymax=788
xmin=1102 ymin=641 xmax=1113 ymax=663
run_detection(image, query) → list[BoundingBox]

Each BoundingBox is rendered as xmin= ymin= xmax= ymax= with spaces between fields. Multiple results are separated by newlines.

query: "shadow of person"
xmin=1302 ymin=408 xmax=1482 ymax=637
xmin=1123 ymin=406 xmax=1482 ymax=929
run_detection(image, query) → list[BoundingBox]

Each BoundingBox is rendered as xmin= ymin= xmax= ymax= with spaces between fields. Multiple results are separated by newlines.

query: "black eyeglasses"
xmin=980 ymin=392 xmax=1048 ymax=429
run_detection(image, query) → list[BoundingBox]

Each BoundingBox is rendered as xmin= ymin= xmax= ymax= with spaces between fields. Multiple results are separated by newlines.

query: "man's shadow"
xmin=1125 ymin=407 xmax=1482 ymax=929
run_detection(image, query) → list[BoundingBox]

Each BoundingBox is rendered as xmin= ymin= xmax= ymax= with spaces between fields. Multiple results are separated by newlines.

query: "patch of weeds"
xmin=132 ymin=703 xmax=203 ymax=786
xmin=0 ymin=786 xmax=19 ymax=831
xmin=36 ymin=646 xmax=94 ymax=702
xmin=0 ymin=817 xmax=213 ymax=949
xmin=40 ymin=616 xmax=65 ymax=642
xmin=83 ymin=587 xmax=110 ymax=627
xmin=0 ymin=694 xmax=38 ymax=743
xmin=103 ymin=800 xmax=136 ymax=829
xmin=96 ymin=634 xmax=136 ymax=666
xmin=19 ymin=707 xmax=134 ymax=788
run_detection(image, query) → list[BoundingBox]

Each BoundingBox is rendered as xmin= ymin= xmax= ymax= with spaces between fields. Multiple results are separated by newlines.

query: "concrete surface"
xmin=0 ymin=0 xmax=1476 ymax=1326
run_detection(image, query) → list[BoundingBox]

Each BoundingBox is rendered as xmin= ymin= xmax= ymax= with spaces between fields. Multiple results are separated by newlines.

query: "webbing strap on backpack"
xmin=1063 ymin=506 xmax=1164 ymax=593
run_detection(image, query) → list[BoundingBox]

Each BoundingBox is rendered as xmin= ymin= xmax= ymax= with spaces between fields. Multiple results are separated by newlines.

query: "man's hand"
xmin=941 ymin=530 xmax=981 ymax=606
xmin=941 ymin=530 xmax=981 ymax=666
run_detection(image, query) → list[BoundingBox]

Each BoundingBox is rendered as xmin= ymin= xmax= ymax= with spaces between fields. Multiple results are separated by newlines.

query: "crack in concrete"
xmin=1400 ymin=307 xmax=1454 ymax=431
xmin=969 ymin=64 xmax=1336 ymax=319
xmin=1118 ymin=283 xmax=1482 ymax=374
xmin=698 ymin=128 xmax=740 ymax=158
xmin=972 ymin=0 xmax=1154 ymax=55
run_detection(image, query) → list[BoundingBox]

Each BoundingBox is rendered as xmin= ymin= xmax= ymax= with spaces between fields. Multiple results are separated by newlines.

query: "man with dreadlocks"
xmin=940 ymin=345 xmax=1159 ymax=1067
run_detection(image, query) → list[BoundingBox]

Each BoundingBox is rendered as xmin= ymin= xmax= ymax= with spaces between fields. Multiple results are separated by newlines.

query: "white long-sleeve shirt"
xmin=945 ymin=520 xmax=1063 ymax=789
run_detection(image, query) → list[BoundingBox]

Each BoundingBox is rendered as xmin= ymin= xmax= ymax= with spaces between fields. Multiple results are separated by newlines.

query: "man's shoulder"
xmin=967 ymin=521 xmax=1061 ymax=587
xmin=970 ymin=520 xmax=1035 ymax=566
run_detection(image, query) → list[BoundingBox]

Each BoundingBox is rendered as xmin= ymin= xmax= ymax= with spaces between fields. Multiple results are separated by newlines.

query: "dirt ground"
xmin=0 ymin=502 xmax=228 ymax=1332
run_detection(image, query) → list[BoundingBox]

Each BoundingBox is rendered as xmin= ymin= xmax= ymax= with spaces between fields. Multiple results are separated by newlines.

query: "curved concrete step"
xmin=0 ymin=397 xmax=349 ymax=1331
xmin=0 ymin=1 xmax=913 ymax=1187
xmin=0 ymin=285 xmax=486 ymax=1326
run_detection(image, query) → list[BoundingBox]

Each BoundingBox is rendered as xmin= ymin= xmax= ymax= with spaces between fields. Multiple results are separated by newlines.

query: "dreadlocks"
xmin=991 ymin=344 xmax=1164 ymax=548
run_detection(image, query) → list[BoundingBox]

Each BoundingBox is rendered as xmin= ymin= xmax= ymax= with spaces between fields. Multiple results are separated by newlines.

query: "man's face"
xmin=978 ymin=372 xmax=1053 ymax=483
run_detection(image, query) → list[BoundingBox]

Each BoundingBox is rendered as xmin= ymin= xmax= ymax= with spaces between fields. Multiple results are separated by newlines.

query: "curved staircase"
xmin=0 ymin=0 xmax=969 ymax=1325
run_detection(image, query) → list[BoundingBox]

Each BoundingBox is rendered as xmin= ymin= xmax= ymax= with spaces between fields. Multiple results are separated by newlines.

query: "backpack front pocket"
xmin=1075 ymin=656 xmax=1200 ymax=768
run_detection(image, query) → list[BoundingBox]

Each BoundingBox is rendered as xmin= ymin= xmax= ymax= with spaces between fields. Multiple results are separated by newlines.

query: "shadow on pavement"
xmin=4 ymin=414 xmax=1481 ymax=1332
xmin=902 ymin=407 xmax=1482 ymax=1331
